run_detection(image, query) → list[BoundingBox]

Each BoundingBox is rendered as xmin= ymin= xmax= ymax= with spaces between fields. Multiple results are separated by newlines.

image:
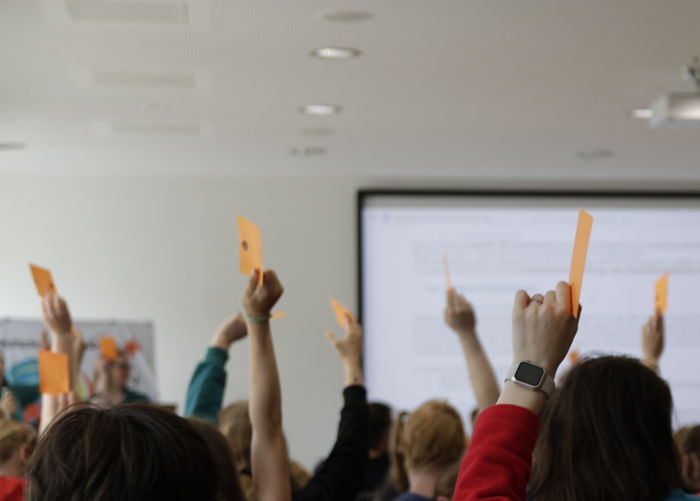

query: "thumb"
xmin=325 ymin=331 xmax=339 ymax=347
xmin=244 ymin=270 xmax=259 ymax=298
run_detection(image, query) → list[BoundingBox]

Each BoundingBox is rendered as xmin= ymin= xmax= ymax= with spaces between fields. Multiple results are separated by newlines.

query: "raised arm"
xmin=641 ymin=313 xmax=664 ymax=374
xmin=184 ymin=313 xmax=247 ymax=424
xmin=454 ymin=282 xmax=579 ymax=501
xmin=298 ymin=315 xmax=369 ymax=501
xmin=244 ymin=269 xmax=291 ymax=501
xmin=444 ymin=290 xmax=500 ymax=412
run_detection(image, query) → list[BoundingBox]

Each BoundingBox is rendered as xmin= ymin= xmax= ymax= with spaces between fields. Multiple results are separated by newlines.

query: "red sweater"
xmin=453 ymin=404 xmax=540 ymax=501
xmin=0 ymin=476 xmax=25 ymax=501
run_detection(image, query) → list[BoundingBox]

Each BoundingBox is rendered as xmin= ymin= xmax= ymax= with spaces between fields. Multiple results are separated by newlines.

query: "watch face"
xmin=514 ymin=362 xmax=545 ymax=387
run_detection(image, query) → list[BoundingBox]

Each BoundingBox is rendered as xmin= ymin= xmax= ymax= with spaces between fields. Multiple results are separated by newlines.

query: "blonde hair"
xmin=0 ymin=419 xmax=36 ymax=464
xmin=219 ymin=401 xmax=253 ymax=500
xmin=389 ymin=400 xmax=466 ymax=490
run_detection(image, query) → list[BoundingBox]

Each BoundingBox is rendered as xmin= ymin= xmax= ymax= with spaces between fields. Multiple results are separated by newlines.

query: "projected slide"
xmin=361 ymin=193 xmax=700 ymax=429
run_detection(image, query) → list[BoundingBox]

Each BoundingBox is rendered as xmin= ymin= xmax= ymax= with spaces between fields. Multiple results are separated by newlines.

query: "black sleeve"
xmin=296 ymin=385 xmax=369 ymax=501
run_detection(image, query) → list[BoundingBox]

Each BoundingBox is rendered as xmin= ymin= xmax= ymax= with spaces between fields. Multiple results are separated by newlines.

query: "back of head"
xmin=0 ymin=419 xmax=36 ymax=473
xmin=530 ymin=355 xmax=680 ymax=501
xmin=189 ymin=418 xmax=245 ymax=501
xmin=26 ymin=404 xmax=219 ymax=501
xmin=679 ymin=425 xmax=700 ymax=492
xmin=390 ymin=400 xmax=466 ymax=491
xmin=369 ymin=402 xmax=392 ymax=452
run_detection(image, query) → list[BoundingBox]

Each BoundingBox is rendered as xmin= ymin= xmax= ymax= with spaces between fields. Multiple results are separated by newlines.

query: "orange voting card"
xmin=237 ymin=215 xmax=263 ymax=285
xmin=569 ymin=349 xmax=581 ymax=366
xmin=655 ymin=274 xmax=669 ymax=314
xmin=330 ymin=299 xmax=352 ymax=329
xmin=270 ymin=312 xmax=286 ymax=320
xmin=38 ymin=350 xmax=70 ymax=396
xmin=100 ymin=337 xmax=119 ymax=361
xmin=29 ymin=264 xmax=57 ymax=297
xmin=568 ymin=209 xmax=593 ymax=319
xmin=443 ymin=253 xmax=454 ymax=292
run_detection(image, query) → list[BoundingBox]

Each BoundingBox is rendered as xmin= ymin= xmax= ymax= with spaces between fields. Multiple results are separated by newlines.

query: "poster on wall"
xmin=0 ymin=318 xmax=158 ymax=424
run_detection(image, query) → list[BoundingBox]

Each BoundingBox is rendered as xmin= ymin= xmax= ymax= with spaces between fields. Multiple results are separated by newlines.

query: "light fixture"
xmin=320 ymin=11 xmax=372 ymax=23
xmin=290 ymin=146 xmax=326 ymax=156
xmin=650 ymin=93 xmax=700 ymax=128
xmin=576 ymin=149 xmax=614 ymax=161
xmin=631 ymin=108 xmax=653 ymax=119
xmin=300 ymin=104 xmax=342 ymax=116
xmin=0 ymin=142 xmax=26 ymax=151
xmin=311 ymin=47 xmax=361 ymax=60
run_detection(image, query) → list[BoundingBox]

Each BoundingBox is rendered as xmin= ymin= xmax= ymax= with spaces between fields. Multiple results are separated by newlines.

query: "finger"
xmin=447 ymin=288 xmax=456 ymax=308
xmin=325 ymin=331 xmax=339 ymax=346
xmin=555 ymin=281 xmax=571 ymax=314
xmin=530 ymin=293 xmax=544 ymax=306
xmin=244 ymin=270 xmax=259 ymax=298
xmin=67 ymin=391 xmax=77 ymax=406
xmin=266 ymin=270 xmax=283 ymax=294
xmin=655 ymin=313 xmax=664 ymax=333
xmin=544 ymin=290 xmax=556 ymax=307
xmin=513 ymin=289 xmax=531 ymax=314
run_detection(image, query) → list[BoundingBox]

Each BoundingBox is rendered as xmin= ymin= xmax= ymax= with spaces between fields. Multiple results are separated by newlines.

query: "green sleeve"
xmin=8 ymin=384 xmax=40 ymax=421
xmin=183 ymin=347 xmax=228 ymax=425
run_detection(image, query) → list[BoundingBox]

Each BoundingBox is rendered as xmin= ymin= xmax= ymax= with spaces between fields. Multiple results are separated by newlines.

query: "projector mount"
xmin=682 ymin=56 xmax=700 ymax=90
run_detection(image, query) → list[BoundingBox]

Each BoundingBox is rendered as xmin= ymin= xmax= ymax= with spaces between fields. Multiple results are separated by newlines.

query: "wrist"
xmin=211 ymin=336 xmax=232 ymax=352
xmin=498 ymin=380 xmax=546 ymax=414
xmin=343 ymin=364 xmax=363 ymax=386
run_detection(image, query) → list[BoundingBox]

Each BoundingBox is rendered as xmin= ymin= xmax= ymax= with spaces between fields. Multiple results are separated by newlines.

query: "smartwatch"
xmin=505 ymin=361 xmax=555 ymax=399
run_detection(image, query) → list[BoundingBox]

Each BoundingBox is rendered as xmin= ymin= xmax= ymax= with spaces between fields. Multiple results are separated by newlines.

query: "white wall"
xmin=0 ymin=173 xmax=363 ymax=468
xmin=1 ymin=172 xmax=698 ymax=467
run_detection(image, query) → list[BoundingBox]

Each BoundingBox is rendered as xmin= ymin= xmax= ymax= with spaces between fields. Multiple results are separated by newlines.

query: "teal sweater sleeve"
xmin=184 ymin=347 xmax=228 ymax=425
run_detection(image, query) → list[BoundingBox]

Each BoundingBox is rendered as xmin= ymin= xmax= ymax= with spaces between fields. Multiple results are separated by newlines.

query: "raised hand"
xmin=444 ymin=290 xmax=476 ymax=336
xmin=325 ymin=315 xmax=364 ymax=386
xmin=243 ymin=270 xmax=284 ymax=319
xmin=641 ymin=314 xmax=664 ymax=372
xmin=511 ymin=281 xmax=580 ymax=379
xmin=0 ymin=390 xmax=17 ymax=419
xmin=212 ymin=313 xmax=248 ymax=351
xmin=41 ymin=292 xmax=73 ymax=337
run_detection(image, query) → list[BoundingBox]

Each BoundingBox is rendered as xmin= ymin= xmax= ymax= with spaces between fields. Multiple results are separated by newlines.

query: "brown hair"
xmin=530 ymin=356 xmax=680 ymax=501
xmin=219 ymin=401 xmax=254 ymax=500
xmin=26 ymin=403 xmax=219 ymax=501
xmin=189 ymin=418 xmax=245 ymax=501
xmin=0 ymin=420 xmax=36 ymax=465
xmin=389 ymin=401 xmax=466 ymax=491
xmin=369 ymin=402 xmax=392 ymax=451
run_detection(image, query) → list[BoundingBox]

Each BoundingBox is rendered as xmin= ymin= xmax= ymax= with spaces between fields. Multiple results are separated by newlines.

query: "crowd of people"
xmin=0 ymin=267 xmax=698 ymax=501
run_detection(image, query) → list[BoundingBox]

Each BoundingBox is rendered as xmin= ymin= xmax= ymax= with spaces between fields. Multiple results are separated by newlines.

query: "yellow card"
xmin=29 ymin=264 xmax=57 ymax=297
xmin=236 ymin=215 xmax=263 ymax=285
xmin=330 ymin=299 xmax=352 ymax=329
xmin=38 ymin=350 xmax=70 ymax=396
xmin=568 ymin=209 xmax=594 ymax=319
xmin=655 ymin=274 xmax=669 ymax=314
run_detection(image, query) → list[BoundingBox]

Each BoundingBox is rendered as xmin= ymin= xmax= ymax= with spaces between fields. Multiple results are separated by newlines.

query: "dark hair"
xmin=26 ymin=404 xmax=219 ymax=501
xmin=529 ymin=356 xmax=680 ymax=501
xmin=189 ymin=418 xmax=246 ymax=501
xmin=369 ymin=402 xmax=392 ymax=450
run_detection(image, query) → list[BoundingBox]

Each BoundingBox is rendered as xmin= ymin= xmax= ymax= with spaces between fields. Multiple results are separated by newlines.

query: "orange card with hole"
xmin=100 ymin=337 xmax=119 ymax=361
xmin=330 ymin=299 xmax=352 ymax=329
xmin=29 ymin=264 xmax=57 ymax=297
xmin=655 ymin=274 xmax=669 ymax=314
xmin=443 ymin=253 xmax=454 ymax=292
xmin=38 ymin=350 xmax=70 ymax=396
xmin=237 ymin=215 xmax=263 ymax=285
xmin=568 ymin=209 xmax=593 ymax=319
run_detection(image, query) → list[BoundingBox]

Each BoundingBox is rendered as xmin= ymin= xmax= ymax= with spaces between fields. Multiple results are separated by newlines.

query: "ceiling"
xmin=0 ymin=0 xmax=699 ymax=180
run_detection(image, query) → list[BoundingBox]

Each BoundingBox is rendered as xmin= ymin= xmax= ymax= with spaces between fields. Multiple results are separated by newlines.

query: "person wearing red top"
xmin=454 ymin=282 xmax=699 ymax=501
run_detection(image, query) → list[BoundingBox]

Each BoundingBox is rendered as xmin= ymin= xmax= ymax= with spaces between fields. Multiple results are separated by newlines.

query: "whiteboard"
xmin=360 ymin=192 xmax=700 ymax=430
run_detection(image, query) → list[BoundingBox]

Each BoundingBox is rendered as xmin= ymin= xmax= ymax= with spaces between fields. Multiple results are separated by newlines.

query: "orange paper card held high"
xmin=38 ymin=350 xmax=70 ymax=396
xmin=29 ymin=264 xmax=57 ymax=297
xmin=443 ymin=253 xmax=454 ymax=293
xmin=237 ymin=215 xmax=263 ymax=285
xmin=330 ymin=299 xmax=353 ymax=329
xmin=568 ymin=209 xmax=593 ymax=319
xmin=655 ymin=274 xmax=669 ymax=314
xmin=100 ymin=337 xmax=119 ymax=361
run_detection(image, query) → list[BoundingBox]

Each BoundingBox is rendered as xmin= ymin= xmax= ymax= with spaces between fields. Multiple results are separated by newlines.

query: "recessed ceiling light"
xmin=576 ymin=149 xmax=615 ymax=161
xmin=290 ymin=146 xmax=326 ymax=156
xmin=631 ymin=108 xmax=653 ymax=119
xmin=311 ymin=47 xmax=362 ymax=60
xmin=0 ymin=142 xmax=26 ymax=151
xmin=321 ymin=11 xmax=372 ymax=23
xmin=300 ymin=104 xmax=342 ymax=116
xmin=300 ymin=127 xmax=333 ymax=136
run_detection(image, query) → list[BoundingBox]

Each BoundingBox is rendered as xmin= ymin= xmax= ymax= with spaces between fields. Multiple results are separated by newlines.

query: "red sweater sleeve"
xmin=453 ymin=404 xmax=540 ymax=501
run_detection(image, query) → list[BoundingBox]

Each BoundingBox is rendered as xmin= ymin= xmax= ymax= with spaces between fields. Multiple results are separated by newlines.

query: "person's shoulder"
xmin=664 ymin=488 xmax=700 ymax=500
xmin=0 ymin=475 xmax=26 ymax=500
